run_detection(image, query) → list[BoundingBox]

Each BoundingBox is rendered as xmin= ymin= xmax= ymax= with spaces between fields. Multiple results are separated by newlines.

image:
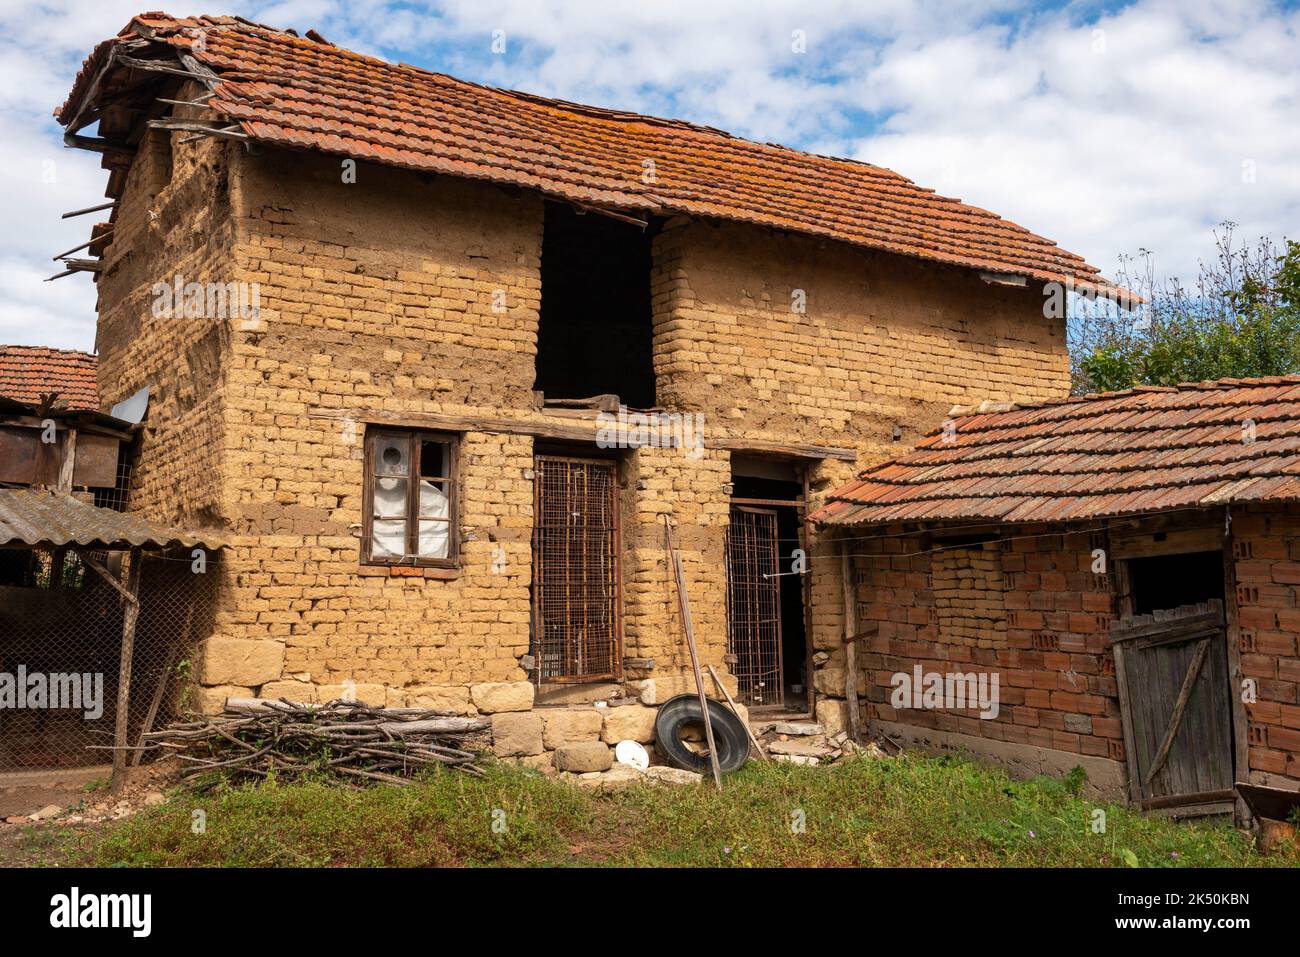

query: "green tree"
xmin=1070 ymin=226 xmax=1300 ymax=394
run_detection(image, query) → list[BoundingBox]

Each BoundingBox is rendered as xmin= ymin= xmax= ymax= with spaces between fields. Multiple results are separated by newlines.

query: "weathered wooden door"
xmin=532 ymin=456 xmax=621 ymax=682
xmin=726 ymin=505 xmax=783 ymax=707
xmin=1111 ymin=600 xmax=1235 ymax=810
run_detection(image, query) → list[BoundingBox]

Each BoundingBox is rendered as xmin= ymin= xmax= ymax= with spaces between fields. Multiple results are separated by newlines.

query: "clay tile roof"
xmin=812 ymin=376 xmax=1300 ymax=527
xmin=0 ymin=345 xmax=98 ymax=410
xmin=58 ymin=13 xmax=1115 ymax=292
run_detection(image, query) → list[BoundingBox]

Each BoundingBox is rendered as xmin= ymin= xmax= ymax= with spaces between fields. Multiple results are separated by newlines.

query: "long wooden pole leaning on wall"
xmin=841 ymin=538 xmax=862 ymax=743
xmin=662 ymin=513 xmax=722 ymax=790
xmin=111 ymin=547 xmax=143 ymax=793
xmin=708 ymin=665 xmax=768 ymax=761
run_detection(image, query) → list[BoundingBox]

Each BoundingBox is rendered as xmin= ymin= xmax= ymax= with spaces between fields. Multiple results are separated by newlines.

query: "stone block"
xmin=600 ymin=704 xmax=658 ymax=743
xmin=188 ymin=684 xmax=251 ymax=715
xmin=541 ymin=708 xmax=604 ymax=748
xmin=196 ymin=638 xmax=285 ymax=687
xmin=491 ymin=711 xmax=544 ymax=756
xmin=400 ymin=685 xmax=477 ymax=715
xmin=553 ymin=741 xmax=613 ymax=772
xmin=471 ymin=681 xmax=535 ymax=714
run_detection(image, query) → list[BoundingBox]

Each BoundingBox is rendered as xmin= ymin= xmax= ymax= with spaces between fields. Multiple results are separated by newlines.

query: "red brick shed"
xmin=813 ymin=376 xmax=1300 ymax=818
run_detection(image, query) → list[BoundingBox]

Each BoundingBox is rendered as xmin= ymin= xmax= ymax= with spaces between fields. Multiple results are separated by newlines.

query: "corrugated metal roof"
xmin=0 ymin=489 xmax=225 ymax=549
xmin=812 ymin=375 xmax=1300 ymax=527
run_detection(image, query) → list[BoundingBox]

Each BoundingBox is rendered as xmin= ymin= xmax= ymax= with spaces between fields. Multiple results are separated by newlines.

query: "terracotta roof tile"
xmin=0 ymin=345 xmax=98 ymax=410
xmin=812 ymin=376 xmax=1300 ymax=527
xmin=58 ymin=13 xmax=1114 ymax=292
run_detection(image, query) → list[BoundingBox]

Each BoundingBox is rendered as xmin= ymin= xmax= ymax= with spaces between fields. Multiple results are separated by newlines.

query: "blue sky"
xmin=2 ymin=0 xmax=1298 ymax=349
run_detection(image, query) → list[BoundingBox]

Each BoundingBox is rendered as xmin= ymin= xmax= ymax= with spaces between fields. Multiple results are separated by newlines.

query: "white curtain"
xmin=418 ymin=480 xmax=450 ymax=559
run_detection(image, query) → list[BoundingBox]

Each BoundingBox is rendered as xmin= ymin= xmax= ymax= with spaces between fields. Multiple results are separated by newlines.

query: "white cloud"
xmin=1 ymin=0 xmax=1297 ymax=351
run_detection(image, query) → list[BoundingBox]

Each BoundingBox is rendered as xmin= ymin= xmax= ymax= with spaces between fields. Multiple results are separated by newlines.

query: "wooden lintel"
xmin=1110 ymin=524 xmax=1224 ymax=560
xmin=309 ymin=408 xmax=856 ymax=461
xmin=712 ymin=437 xmax=857 ymax=462
xmin=311 ymin=408 xmax=601 ymax=443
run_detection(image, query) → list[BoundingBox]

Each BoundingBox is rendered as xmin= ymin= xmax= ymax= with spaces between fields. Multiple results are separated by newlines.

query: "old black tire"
xmin=653 ymin=694 xmax=751 ymax=774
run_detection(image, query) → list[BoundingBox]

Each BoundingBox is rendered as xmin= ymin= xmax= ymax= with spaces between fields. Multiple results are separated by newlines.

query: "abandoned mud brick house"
xmin=53 ymin=13 xmax=1121 ymax=769
xmin=813 ymin=377 xmax=1300 ymax=814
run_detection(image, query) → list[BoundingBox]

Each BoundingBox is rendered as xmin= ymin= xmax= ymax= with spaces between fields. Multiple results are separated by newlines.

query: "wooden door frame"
xmin=725 ymin=460 xmax=814 ymax=714
xmin=531 ymin=451 xmax=624 ymax=684
xmin=1110 ymin=602 xmax=1231 ymax=806
xmin=1110 ymin=520 xmax=1242 ymax=811
xmin=726 ymin=504 xmax=785 ymax=709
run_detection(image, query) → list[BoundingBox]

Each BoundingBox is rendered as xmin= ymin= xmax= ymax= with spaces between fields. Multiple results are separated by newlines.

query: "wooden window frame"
xmin=361 ymin=428 xmax=460 ymax=569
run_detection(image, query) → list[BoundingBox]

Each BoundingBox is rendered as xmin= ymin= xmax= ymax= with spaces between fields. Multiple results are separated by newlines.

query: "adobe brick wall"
xmin=95 ymin=138 xmax=1072 ymax=715
xmin=214 ymin=149 xmax=542 ymax=704
xmin=839 ymin=526 xmax=1126 ymax=793
xmin=643 ymin=216 xmax=1070 ymax=692
xmin=94 ymin=115 xmax=234 ymax=531
xmin=1231 ymin=505 xmax=1300 ymax=787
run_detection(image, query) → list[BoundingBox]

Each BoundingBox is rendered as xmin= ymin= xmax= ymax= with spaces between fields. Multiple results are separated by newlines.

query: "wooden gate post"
xmin=111 ymin=547 xmax=143 ymax=793
xmin=840 ymin=539 xmax=862 ymax=743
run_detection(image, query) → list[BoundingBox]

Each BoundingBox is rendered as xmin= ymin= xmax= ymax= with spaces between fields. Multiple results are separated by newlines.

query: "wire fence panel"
xmin=0 ymin=547 xmax=217 ymax=772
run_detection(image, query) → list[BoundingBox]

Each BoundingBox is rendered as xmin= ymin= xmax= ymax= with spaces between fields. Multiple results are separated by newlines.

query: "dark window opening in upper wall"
xmin=535 ymin=203 xmax=655 ymax=409
xmin=1127 ymin=549 xmax=1225 ymax=616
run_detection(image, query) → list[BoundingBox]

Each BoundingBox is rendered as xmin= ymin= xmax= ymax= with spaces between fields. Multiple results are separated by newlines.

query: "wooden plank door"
xmin=726 ymin=505 xmax=783 ymax=708
xmin=532 ymin=455 xmax=621 ymax=682
xmin=1111 ymin=601 xmax=1235 ymax=809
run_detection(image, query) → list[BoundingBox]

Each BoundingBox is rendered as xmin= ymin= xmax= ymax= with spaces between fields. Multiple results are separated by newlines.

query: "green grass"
xmin=56 ymin=753 xmax=1294 ymax=868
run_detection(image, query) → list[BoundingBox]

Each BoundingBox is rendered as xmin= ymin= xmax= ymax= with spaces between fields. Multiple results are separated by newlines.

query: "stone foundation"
xmin=876 ymin=719 xmax=1127 ymax=800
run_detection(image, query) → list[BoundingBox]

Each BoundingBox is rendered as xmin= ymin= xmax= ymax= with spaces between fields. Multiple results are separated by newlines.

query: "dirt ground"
xmin=0 ymin=762 xmax=180 ymax=866
xmin=0 ymin=767 xmax=108 ymax=819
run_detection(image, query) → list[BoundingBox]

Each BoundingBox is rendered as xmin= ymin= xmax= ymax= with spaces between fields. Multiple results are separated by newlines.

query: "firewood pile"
xmin=143 ymin=698 xmax=491 ymax=787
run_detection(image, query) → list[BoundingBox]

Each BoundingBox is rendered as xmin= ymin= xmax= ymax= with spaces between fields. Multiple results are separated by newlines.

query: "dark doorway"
xmin=1127 ymin=549 xmax=1225 ymax=615
xmin=727 ymin=468 xmax=809 ymax=710
xmin=1113 ymin=546 xmax=1235 ymax=814
xmin=534 ymin=203 xmax=655 ymax=408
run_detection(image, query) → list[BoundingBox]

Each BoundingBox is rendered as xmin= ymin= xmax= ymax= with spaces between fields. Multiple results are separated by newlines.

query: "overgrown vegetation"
xmin=35 ymin=753 xmax=1289 ymax=868
xmin=1069 ymin=225 xmax=1300 ymax=393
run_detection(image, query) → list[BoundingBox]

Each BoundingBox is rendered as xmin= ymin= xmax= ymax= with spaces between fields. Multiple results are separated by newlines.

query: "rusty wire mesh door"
xmin=726 ymin=506 xmax=783 ymax=707
xmin=532 ymin=456 xmax=621 ymax=681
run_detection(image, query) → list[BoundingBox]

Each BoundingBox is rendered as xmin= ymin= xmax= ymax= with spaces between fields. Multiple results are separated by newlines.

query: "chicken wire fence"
xmin=0 ymin=547 xmax=218 ymax=772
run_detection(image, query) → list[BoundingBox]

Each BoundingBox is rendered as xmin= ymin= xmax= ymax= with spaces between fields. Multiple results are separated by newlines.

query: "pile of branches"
xmin=144 ymin=698 xmax=491 ymax=788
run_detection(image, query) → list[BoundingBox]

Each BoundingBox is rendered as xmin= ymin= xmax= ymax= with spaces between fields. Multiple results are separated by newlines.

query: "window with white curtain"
xmin=363 ymin=429 xmax=458 ymax=566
